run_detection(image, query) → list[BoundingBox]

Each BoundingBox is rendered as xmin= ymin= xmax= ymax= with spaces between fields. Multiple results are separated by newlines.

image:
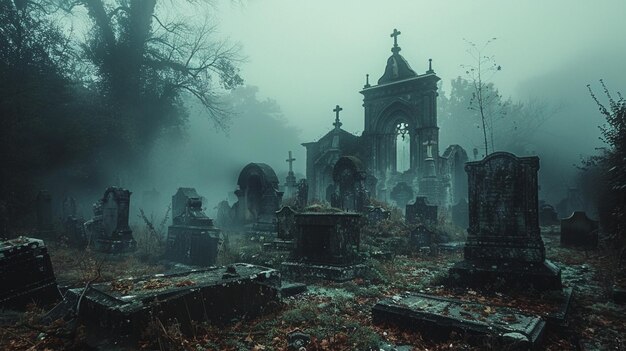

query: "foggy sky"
xmin=214 ymin=0 xmax=626 ymax=173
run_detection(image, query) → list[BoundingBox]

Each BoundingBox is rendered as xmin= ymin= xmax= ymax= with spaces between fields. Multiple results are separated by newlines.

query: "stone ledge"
xmin=449 ymin=259 xmax=562 ymax=291
xmin=281 ymin=261 xmax=367 ymax=282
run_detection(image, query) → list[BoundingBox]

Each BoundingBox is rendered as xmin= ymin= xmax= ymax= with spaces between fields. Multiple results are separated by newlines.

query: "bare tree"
xmin=461 ymin=38 xmax=503 ymax=156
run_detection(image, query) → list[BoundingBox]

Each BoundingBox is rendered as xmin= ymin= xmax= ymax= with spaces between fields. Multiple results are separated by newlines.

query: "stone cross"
xmin=390 ymin=28 xmax=401 ymax=47
xmin=286 ymin=151 xmax=296 ymax=173
xmin=333 ymin=105 xmax=343 ymax=129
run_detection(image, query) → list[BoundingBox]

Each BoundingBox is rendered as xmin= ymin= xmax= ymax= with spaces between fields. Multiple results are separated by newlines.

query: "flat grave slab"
xmin=67 ymin=263 xmax=280 ymax=343
xmin=372 ymin=293 xmax=546 ymax=350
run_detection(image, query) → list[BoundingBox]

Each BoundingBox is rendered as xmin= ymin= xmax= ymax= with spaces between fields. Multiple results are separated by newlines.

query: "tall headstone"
xmin=450 ymin=152 xmax=561 ymax=291
xmin=560 ymin=211 xmax=599 ymax=248
xmin=539 ymin=203 xmax=560 ymax=226
xmin=295 ymin=179 xmax=308 ymax=210
xmin=331 ymin=156 xmax=368 ymax=212
xmin=92 ymin=187 xmax=136 ymax=253
xmin=276 ymin=206 xmax=297 ymax=241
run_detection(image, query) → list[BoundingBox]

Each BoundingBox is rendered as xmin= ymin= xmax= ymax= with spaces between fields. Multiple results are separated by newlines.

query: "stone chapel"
xmin=302 ymin=29 xmax=468 ymax=207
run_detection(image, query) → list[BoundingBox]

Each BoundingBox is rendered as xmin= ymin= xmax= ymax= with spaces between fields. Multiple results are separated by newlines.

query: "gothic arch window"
xmin=396 ymin=122 xmax=411 ymax=172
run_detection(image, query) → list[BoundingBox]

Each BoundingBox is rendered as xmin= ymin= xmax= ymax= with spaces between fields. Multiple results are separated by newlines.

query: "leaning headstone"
xmin=0 ymin=237 xmax=60 ymax=309
xmin=167 ymin=197 xmax=220 ymax=266
xmin=36 ymin=190 xmax=55 ymax=237
xmin=92 ymin=187 xmax=136 ymax=253
xmin=406 ymin=196 xmax=437 ymax=226
xmin=449 ymin=152 xmax=562 ymax=291
xmin=560 ymin=211 xmax=599 ymax=248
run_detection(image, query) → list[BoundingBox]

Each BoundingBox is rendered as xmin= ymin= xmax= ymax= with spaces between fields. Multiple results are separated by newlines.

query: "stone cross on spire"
xmin=391 ymin=28 xmax=401 ymax=46
xmin=333 ymin=105 xmax=343 ymax=129
xmin=286 ymin=151 xmax=296 ymax=173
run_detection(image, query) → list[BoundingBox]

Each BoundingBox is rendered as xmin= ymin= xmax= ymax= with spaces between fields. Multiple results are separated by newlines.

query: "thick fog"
xmin=34 ymin=0 xmax=626 ymax=222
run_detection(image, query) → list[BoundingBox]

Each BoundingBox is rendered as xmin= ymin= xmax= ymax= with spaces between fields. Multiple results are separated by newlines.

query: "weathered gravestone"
xmin=331 ymin=156 xmax=368 ymax=212
xmin=0 ymin=237 xmax=60 ymax=309
xmin=409 ymin=225 xmax=435 ymax=249
xmin=406 ymin=196 xmax=438 ymax=226
xmin=451 ymin=198 xmax=469 ymax=229
xmin=276 ymin=206 xmax=297 ymax=241
xmin=539 ymin=203 xmax=559 ymax=226
xmin=390 ymin=182 xmax=414 ymax=210
xmin=281 ymin=210 xmax=367 ymax=281
xmin=172 ymin=187 xmax=201 ymax=219
xmin=234 ymin=163 xmax=284 ymax=225
xmin=449 ymin=152 xmax=562 ymax=291
xmin=295 ymin=179 xmax=308 ymax=210
xmin=560 ymin=211 xmax=599 ymax=248
xmin=167 ymin=197 xmax=220 ymax=266
xmin=36 ymin=190 xmax=55 ymax=237
xmin=87 ymin=187 xmax=137 ymax=253
xmin=61 ymin=196 xmax=86 ymax=247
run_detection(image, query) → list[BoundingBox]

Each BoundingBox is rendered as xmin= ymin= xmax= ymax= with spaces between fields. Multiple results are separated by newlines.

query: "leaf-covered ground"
xmin=0 ymin=224 xmax=624 ymax=350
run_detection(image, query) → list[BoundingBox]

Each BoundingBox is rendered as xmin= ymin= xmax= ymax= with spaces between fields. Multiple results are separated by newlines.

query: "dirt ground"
xmin=0 ymin=226 xmax=624 ymax=351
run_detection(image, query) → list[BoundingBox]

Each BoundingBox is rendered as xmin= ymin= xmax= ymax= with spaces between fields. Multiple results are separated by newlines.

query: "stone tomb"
xmin=167 ymin=197 xmax=220 ymax=266
xmin=560 ymin=211 xmax=599 ymax=248
xmin=0 ymin=237 xmax=60 ymax=309
xmin=406 ymin=196 xmax=438 ymax=226
xmin=281 ymin=211 xmax=367 ymax=281
xmin=65 ymin=263 xmax=280 ymax=344
xmin=449 ymin=152 xmax=562 ymax=291
xmin=372 ymin=293 xmax=546 ymax=349
xmin=365 ymin=206 xmax=390 ymax=223
xmin=172 ymin=187 xmax=201 ymax=219
xmin=86 ymin=187 xmax=137 ymax=253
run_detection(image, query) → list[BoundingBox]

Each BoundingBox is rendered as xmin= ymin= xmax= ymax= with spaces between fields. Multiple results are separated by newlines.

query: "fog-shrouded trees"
xmin=61 ymin=0 xmax=244 ymax=164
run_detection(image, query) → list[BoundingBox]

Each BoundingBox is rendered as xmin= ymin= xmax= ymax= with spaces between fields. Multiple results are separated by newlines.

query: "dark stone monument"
xmin=539 ymin=203 xmax=559 ymax=226
xmin=331 ymin=156 xmax=368 ymax=212
xmin=89 ymin=187 xmax=137 ymax=253
xmin=0 ymin=237 xmax=60 ymax=309
xmin=276 ymin=206 xmax=297 ymax=241
xmin=63 ymin=264 xmax=280 ymax=344
xmin=390 ymin=182 xmax=414 ymax=210
xmin=451 ymin=198 xmax=469 ymax=229
xmin=409 ymin=225 xmax=435 ymax=249
xmin=62 ymin=196 xmax=77 ymax=219
xmin=234 ymin=163 xmax=283 ymax=225
xmin=172 ymin=187 xmax=201 ymax=220
xmin=560 ymin=211 xmax=599 ymax=248
xmin=167 ymin=197 xmax=220 ymax=266
xmin=36 ymin=190 xmax=55 ymax=237
xmin=406 ymin=196 xmax=438 ymax=226
xmin=281 ymin=211 xmax=367 ymax=281
xmin=295 ymin=179 xmax=308 ymax=210
xmin=449 ymin=152 xmax=562 ymax=291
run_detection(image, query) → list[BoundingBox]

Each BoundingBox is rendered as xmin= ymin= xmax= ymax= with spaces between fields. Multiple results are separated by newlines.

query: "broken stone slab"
xmin=281 ymin=261 xmax=368 ymax=282
xmin=449 ymin=259 xmax=562 ymax=292
xmin=438 ymin=241 xmax=465 ymax=252
xmin=372 ymin=293 xmax=546 ymax=350
xmin=65 ymin=263 xmax=280 ymax=344
xmin=0 ymin=237 xmax=60 ymax=309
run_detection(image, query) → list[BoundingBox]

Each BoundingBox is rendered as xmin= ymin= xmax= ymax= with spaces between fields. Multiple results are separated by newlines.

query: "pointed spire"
xmin=364 ymin=74 xmax=371 ymax=88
